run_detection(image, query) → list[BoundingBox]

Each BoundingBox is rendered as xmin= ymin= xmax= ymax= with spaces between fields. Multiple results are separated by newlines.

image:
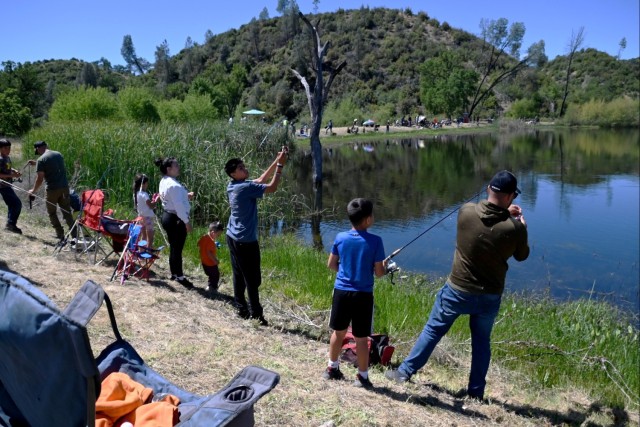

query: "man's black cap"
xmin=33 ymin=140 xmax=47 ymax=155
xmin=489 ymin=170 xmax=521 ymax=195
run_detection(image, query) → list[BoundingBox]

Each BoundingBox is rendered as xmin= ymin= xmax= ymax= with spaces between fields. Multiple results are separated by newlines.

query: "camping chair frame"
xmin=110 ymin=222 xmax=162 ymax=284
xmin=97 ymin=216 xmax=136 ymax=266
xmin=53 ymin=189 xmax=107 ymax=262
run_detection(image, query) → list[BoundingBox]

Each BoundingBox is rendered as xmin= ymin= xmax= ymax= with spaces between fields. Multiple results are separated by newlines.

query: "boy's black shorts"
xmin=329 ymin=289 xmax=373 ymax=338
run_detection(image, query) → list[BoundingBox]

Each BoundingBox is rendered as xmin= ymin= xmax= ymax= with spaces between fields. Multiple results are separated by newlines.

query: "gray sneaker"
xmin=353 ymin=373 xmax=373 ymax=389
xmin=385 ymin=369 xmax=409 ymax=383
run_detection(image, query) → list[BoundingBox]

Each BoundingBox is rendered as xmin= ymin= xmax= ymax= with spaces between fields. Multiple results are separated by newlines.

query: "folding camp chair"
xmin=64 ymin=189 xmax=110 ymax=263
xmin=0 ymin=270 xmax=280 ymax=426
xmin=111 ymin=222 xmax=163 ymax=284
xmin=66 ymin=189 xmax=135 ymax=265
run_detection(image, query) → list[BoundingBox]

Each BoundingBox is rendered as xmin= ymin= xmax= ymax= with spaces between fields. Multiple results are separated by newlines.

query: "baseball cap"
xmin=33 ymin=140 xmax=47 ymax=155
xmin=489 ymin=170 xmax=521 ymax=195
xmin=0 ymin=138 xmax=11 ymax=147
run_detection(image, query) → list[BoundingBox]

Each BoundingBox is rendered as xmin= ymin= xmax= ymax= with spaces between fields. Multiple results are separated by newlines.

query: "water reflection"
xmin=287 ymin=129 xmax=640 ymax=313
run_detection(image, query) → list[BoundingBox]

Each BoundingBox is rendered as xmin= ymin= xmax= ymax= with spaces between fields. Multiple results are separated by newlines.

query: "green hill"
xmin=1 ymin=7 xmax=638 ymax=134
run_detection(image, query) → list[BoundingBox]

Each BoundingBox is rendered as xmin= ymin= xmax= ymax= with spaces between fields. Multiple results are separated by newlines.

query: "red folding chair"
xmin=70 ymin=189 xmax=109 ymax=264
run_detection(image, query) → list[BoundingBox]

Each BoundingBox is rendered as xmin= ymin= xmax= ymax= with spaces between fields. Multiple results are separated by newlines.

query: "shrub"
xmin=507 ymin=98 xmax=539 ymax=119
xmin=49 ymin=87 xmax=119 ymax=121
xmin=563 ymin=97 xmax=639 ymax=127
xmin=157 ymin=94 xmax=220 ymax=123
xmin=323 ymin=98 xmax=366 ymax=126
xmin=118 ymin=87 xmax=161 ymax=123
xmin=0 ymin=89 xmax=32 ymax=136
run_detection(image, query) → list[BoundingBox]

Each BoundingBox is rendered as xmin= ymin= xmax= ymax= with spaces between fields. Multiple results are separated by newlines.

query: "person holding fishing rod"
xmin=224 ymin=146 xmax=288 ymax=326
xmin=0 ymin=139 xmax=23 ymax=234
xmin=27 ymin=141 xmax=76 ymax=242
xmin=386 ymin=170 xmax=529 ymax=401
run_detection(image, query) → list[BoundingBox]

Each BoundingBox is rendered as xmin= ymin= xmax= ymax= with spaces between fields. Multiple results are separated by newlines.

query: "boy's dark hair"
xmin=0 ymin=138 xmax=11 ymax=147
xmin=347 ymin=198 xmax=373 ymax=226
xmin=209 ymin=221 xmax=224 ymax=232
xmin=154 ymin=157 xmax=177 ymax=175
xmin=225 ymin=158 xmax=243 ymax=177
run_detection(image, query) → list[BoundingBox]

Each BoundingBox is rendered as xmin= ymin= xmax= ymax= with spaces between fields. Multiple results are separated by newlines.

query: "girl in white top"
xmin=133 ymin=173 xmax=157 ymax=246
xmin=155 ymin=157 xmax=194 ymax=287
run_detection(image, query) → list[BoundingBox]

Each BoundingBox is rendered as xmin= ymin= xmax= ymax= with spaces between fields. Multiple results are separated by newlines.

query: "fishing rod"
xmin=385 ymin=188 xmax=485 ymax=266
xmin=243 ymin=119 xmax=286 ymax=159
xmin=1 ymin=179 xmax=74 ymax=215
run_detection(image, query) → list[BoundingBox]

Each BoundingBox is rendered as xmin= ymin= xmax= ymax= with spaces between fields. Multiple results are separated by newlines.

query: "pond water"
xmin=287 ymin=128 xmax=640 ymax=314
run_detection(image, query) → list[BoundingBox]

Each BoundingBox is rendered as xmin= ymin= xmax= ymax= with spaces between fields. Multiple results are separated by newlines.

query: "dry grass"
xmin=1 ymin=209 xmax=637 ymax=426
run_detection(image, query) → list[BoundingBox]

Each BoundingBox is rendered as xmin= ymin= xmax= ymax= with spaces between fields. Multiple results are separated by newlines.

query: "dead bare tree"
xmin=291 ymin=12 xmax=346 ymax=186
xmin=559 ymin=27 xmax=585 ymax=117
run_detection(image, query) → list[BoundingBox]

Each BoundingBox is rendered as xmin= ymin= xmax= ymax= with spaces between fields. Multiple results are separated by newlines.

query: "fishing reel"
xmin=386 ymin=260 xmax=400 ymax=284
xmin=386 ymin=260 xmax=399 ymax=274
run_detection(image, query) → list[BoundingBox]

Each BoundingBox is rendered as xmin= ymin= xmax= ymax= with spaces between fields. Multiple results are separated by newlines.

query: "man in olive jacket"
xmin=386 ymin=170 xmax=529 ymax=400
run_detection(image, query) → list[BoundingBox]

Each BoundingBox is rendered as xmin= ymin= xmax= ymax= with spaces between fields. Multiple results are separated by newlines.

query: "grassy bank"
xmin=241 ymin=234 xmax=638 ymax=409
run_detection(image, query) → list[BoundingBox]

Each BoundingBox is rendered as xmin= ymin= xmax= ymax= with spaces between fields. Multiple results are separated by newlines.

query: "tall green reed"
xmin=25 ymin=119 xmax=297 ymax=226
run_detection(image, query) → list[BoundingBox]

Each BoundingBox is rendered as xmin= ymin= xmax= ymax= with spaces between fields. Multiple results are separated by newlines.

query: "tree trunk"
xmin=310 ymin=134 xmax=323 ymax=185
xmin=292 ymin=12 xmax=346 ymax=187
xmin=559 ymin=27 xmax=584 ymax=118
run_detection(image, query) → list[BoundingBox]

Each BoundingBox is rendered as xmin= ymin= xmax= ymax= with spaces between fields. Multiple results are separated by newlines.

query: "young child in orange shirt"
xmin=197 ymin=221 xmax=224 ymax=295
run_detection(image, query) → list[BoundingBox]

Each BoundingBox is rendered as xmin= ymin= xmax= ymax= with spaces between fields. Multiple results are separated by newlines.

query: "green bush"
xmin=49 ymin=87 xmax=119 ymax=121
xmin=506 ymin=98 xmax=539 ymax=119
xmin=118 ymin=87 xmax=160 ymax=123
xmin=0 ymin=89 xmax=32 ymax=136
xmin=323 ymin=98 xmax=366 ymax=127
xmin=563 ymin=97 xmax=639 ymax=127
xmin=157 ymin=94 xmax=220 ymax=123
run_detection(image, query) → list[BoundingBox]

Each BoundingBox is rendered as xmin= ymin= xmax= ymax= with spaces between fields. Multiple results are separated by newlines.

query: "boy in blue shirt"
xmin=324 ymin=198 xmax=388 ymax=388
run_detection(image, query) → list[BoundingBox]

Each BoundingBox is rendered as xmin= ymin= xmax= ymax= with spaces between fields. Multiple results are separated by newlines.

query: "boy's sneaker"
xmin=385 ymin=369 xmax=409 ymax=383
xmin=353 ymin=373 xmax=373 ymax=389
xmin=322 ymin=367 xmax=344 ymax=381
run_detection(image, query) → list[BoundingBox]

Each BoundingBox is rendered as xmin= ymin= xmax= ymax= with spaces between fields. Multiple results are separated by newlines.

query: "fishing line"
xmin=243 ymin=120 xmax=285 ymax=158
xmin=1 ymin=179 xmax=73 ymax=214
xmin=385 ymin=188 xmax=484 ymax=262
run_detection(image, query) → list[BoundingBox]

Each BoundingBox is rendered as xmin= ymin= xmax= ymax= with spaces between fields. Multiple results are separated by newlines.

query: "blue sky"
xmin=3 ymin=0 xmax=638 ymax=66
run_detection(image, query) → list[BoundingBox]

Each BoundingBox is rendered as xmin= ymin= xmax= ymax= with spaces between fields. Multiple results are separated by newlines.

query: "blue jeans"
xmin=0 ymin=186 xmax=22 ymax=226
xmin=398 ymin=282 xmax=502 ymax=398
